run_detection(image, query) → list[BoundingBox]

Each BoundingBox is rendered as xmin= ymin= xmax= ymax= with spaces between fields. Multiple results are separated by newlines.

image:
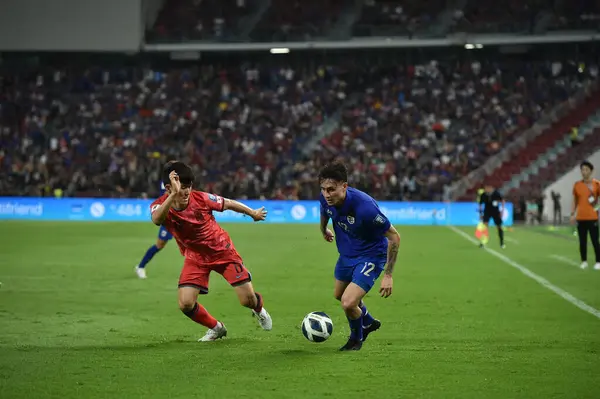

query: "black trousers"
xmin=483 ymin=211 xmax=502 ymax=226
xmin=576 ymin=220 xmax=600 ymax=262
xmin=553 ymin=207 xmax=562 ymax=225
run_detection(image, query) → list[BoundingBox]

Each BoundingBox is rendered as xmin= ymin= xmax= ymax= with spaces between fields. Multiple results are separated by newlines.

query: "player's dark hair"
xmin=580 ymin=161 xmax=594 ymax=171
xmin=162 ymin=160 xmax=195 ymax=186
xmin=318 ymin=161 xmax=348 ymax=183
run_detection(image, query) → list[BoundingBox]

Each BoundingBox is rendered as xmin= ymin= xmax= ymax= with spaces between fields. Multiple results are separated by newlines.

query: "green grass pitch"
xmin=0 ymin=222 xmax=599 ymax=398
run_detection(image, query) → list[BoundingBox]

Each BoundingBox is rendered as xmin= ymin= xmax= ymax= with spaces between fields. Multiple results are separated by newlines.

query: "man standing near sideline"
xmin=551 ymin=191 xmax=562 ymax=226
xmin=478 ymin=184 xmax=506 ymax=249
xmin=570 ymin=161 xmax=600 ymax=270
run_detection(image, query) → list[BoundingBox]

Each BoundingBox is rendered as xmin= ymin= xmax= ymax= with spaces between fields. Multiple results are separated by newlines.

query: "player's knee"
xmin=156 ymin=239 xmax=167 ymax=249
xmin=340 ymin=297 xmax=359 ymax=312
xmin=178 ymin=297 xmax=196 ymax=313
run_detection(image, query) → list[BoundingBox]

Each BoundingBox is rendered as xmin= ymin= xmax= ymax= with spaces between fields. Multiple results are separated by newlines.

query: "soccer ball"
xmin=301 ymin=312 xmax=333 ymax=343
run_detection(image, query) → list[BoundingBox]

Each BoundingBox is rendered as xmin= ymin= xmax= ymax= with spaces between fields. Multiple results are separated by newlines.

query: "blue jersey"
xmin=320 ymin=187 xmax=391 ymax=258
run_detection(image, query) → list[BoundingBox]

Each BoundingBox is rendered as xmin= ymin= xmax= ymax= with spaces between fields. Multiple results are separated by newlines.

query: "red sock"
xmin=254 ymin=292 xmax=263 ymax=313
xmin=184 ymin=303 xmax=218 ymax=329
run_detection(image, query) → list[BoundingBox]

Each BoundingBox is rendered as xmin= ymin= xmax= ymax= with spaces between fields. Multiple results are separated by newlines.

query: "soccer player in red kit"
xmin=150 ymin=161 xmax=273 ymax=341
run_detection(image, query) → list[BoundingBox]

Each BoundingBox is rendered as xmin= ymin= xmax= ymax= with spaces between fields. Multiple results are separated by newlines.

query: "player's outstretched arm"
xmin=380 ymin=225 xmax=400 ymax=298
xmin=223 ymin=198 xmax=267 ymax=222
xmin=151 ymin=171 xmax=180 ymax=225
xmin=151 ymin=194 xmax=176 ymax=225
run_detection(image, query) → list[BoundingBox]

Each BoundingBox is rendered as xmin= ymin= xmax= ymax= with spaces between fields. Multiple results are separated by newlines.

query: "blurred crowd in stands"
xmin=1 ymin=0 xmax=599 ymax=201
xmin=1 ymin=54 xmax=597 ymax=201
xmin=146 ymin=0 xmax=600 ymax=43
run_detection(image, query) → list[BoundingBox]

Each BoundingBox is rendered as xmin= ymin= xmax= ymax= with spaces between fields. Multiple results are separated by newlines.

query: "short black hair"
xmin=318 ymin=161 xmax=348 ymax=183
xmin=580 ymin=161 xmax=594 ymax=171
xmin=162 ymin=160 xmax=195 ymax=186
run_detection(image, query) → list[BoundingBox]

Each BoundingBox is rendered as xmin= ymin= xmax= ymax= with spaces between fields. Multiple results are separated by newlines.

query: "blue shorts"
xmin=334 ymin=255 xmax=386 ymax=293
xmin=157 ymin=225 xmax=173 ymax=241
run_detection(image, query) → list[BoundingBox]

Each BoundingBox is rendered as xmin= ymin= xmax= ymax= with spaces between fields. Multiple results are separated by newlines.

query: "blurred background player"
xmin=135 ymin=181 xmax=172 ymax=279
xmin=478 ymin=184 xmax=506 ymax=249
xmin=150 ymin=161 xmax=272 ymax=341
xmin=319 ymin=161 xmax=400 ymax=351
xmin=570 ymin=161 xmax=600 ymax=270
xmin=551 ymin=190 xmax=562 ymax=226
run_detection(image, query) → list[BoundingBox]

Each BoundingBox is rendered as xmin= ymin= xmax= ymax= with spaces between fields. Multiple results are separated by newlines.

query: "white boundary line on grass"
xmin=504 ymin=237 xmax=520 ymax=245
xmin=549 ymin=254 xmax=580 ymax=267
xmin=448 ymin=225 xmax=600 ymax=320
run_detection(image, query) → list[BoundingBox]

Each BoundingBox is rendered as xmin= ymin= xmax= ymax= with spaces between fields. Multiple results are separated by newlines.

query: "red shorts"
xmin=178 ymin=255 xmax=251 ymax=294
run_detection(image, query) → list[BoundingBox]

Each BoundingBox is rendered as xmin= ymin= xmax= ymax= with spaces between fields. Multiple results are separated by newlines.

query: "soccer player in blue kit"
xmin=135 ymin=182 xmax=173 ymax=279
xmin=318 ymin=162 xmax=401 ymax=351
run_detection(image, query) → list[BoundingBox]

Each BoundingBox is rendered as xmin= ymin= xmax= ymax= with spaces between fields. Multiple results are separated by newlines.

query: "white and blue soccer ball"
xmin=301 ymin=312 xmax=333 ymax=343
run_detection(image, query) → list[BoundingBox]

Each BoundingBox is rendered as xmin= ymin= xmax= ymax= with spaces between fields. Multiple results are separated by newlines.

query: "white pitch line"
xmin=504 ymin=237 xmax=520 ymax=245
xmin=550 ymin=254 xmax=580 ymax=267
xmin=448 ymin=225 xmax=600 ymax=320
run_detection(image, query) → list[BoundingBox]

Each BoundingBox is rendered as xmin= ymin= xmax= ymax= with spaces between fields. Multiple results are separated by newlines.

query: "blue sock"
xmin=348 ymin=315 xmax=363 ymax=341
xmin=360 ymin=301 xmax=375 ymax=327
xmin=138 ymin=245 xmax=160 ymax=269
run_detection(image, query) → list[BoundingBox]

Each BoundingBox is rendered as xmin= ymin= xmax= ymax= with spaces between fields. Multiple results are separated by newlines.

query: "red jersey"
xmin=150 ymin=191 xmax=242 ymax=265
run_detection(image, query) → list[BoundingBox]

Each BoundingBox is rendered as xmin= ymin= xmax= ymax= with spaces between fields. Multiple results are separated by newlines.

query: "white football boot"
xmin=252 ymin=308 xmax=273 ymax=331
xmin=198 ymin=322 xmax=227 ymax=342
xmin=135 ymin=266 xmax=147 ymax=279
xmin=580 ymin=261 xmax=589 ymax=270
xmin=594 ymin=263 xmax=600 ymax=270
